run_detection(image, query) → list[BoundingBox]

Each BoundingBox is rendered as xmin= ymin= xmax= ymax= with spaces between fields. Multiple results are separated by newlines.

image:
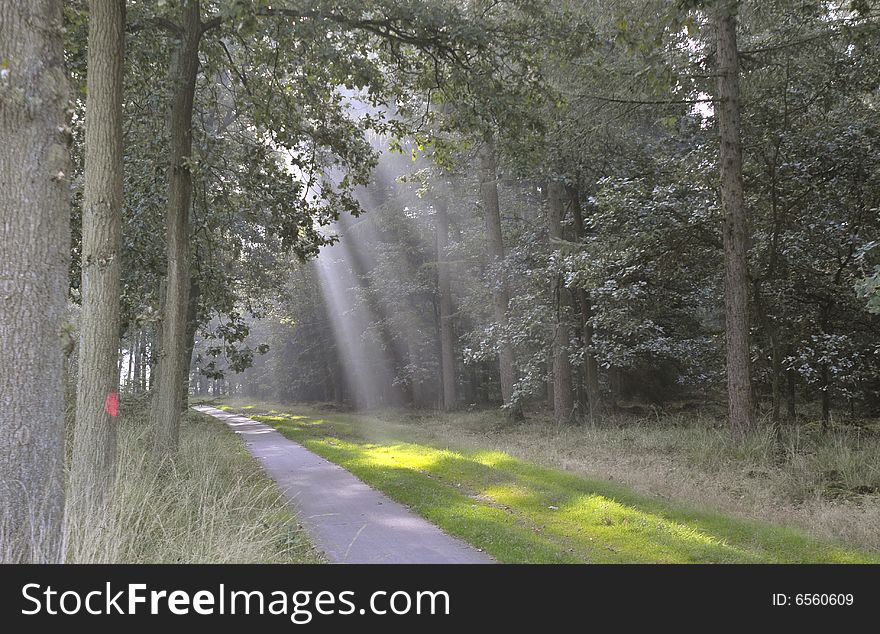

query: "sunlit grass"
xmin=213 ymin=400 xmax=879 ymax=563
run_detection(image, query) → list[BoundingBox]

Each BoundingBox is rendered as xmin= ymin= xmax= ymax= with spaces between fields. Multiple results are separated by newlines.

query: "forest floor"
xmin=202 ymin=398 xmax=880 ymax=563
xmin=64 ymin=396 xmax=323 ymax=563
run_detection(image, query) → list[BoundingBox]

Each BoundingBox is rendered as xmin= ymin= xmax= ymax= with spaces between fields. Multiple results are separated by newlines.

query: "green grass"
xmin=209 ymin=400 xmax=880 ymax=563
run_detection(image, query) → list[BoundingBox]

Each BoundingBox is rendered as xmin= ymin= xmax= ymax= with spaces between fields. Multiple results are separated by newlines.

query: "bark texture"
xmin=151 ymin=0 xmax=202 ymax=453
xmin=69 ymin=0 xmax=126 ymax=534
xmin=715 ymin=5 xmax=756 ymax=434
xmin=0 ymin=0 xmax=70 ymax=562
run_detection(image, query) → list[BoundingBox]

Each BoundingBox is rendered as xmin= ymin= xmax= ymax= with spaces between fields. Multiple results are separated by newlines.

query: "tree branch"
xmin=573 ymin=94 xmax=717 ymax=105
xmin=127 ymin=16 xmax=182 ymax=36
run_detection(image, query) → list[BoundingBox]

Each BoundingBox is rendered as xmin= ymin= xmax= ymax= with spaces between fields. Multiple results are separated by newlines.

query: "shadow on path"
xmin=193 ymin=406 xmax=494 ymax=564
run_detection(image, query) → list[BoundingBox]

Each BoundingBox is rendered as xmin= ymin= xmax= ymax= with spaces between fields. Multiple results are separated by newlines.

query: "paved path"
xmin=193 ymin=406 xmax=494 ymax=564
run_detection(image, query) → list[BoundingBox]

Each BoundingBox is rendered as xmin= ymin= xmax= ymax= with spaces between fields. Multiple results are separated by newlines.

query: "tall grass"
xmin=64 ymin=397 xmax=322 ymax=563
xmin=449 ymin=410 xmax=880 ymax=550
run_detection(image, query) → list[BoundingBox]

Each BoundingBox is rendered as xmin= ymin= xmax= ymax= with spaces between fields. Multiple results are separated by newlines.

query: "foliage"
xmin=63 ymin=0 xmax=880 ymax=414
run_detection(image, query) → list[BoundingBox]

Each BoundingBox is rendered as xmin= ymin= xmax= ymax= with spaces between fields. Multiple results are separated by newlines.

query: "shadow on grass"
xmin=240 ymin=410 xmax=877 ymax=564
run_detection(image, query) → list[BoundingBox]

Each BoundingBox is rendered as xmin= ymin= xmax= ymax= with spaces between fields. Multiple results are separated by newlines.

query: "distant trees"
xmin=435 ymin=194 xmax=458 ymax=411
xmin=479 ymin=138 xmax=523 ymax=419
xmin=118 ymin=0 xmax=512 ymax=450
xmin=547 ymin=181 xmax=574 ymax=423
xmin=0 ymin=0 xmax=70 ymax=562
xmin=228 ymin=0 xmax=880 ymax=430
xmin=567 ymin=185 xmax=602 ymax=417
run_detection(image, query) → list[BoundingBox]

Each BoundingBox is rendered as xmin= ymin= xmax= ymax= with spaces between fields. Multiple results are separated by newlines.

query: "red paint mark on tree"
xmin=104 ymin=391 xmax=118 ymax=417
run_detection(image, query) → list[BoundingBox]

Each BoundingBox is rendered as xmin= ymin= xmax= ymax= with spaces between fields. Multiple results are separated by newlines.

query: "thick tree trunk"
xmin=151 ymin=1 xmax=202 ymax=454
xmin=547 ymin=181 xmax=574 ymax=423
xmin=69 ymin=0 xmax=126 ymax=533
xmin=435 ymin=199 xmax=457 ymax=410
xmin=567 ymin=185 xmax=602 ymax=417
xmin=478 ymin=137 xmax=522 ymax=419
xmin=715 ymin=5 xmax=756 ymax=434
xmin=0 ymin=0 xmax=70 ymax=563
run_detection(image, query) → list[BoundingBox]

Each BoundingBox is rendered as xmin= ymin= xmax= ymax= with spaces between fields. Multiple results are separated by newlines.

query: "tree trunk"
xmin=0 ymin=0 xmax=70 ymax=563
xmin=610 ymin=367 xmax=622 ymax=409
xmin=151 ymin=1 xmax=202 ymax=454
xmin=478 ymin=136 xmax=522 ymax=419
xmin=132 ymin=329 xmax=142 ymax=394
xmin=68 ymin=0 xmax=124 ymax=525
xmin=150 ymin=283 xmax=166 ymax=393
xmin=753 ymin=281 xmax=781 ymax=427
xmin=143 ymin=334 xmax=151 ymax=391
xmin=125 ymin=340 xmax=133 ymax=390
xmin=715 ymin=4 xmax=756 ymax=435
xmin=180 ymin=276 xmax=200 ymax=409
xmin=547 ymin=181 xmax=574 ymax=423
xmin=821 ymin=364 xmax=831 ymax=431
xmin=786 ymin=363 xmax=797 ymax=420
xmin=143 ymin=334 xmax=149 ymax=391
xmin=567 ymin=185 xmax=602 ymax=418
xmin=126 ymin=334 xmax=135 ymax=393
xmin=769 ymin=329 xmax=782 ymax=425
xmin=435 ymin=198 xmax=457 ymax=410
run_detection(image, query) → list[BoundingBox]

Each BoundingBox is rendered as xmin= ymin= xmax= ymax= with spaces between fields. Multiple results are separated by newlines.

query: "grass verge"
xmin=64 ymin=396 xmax=323 ymax=563
xmin=208 ymin=399 xmax=879 ymax=563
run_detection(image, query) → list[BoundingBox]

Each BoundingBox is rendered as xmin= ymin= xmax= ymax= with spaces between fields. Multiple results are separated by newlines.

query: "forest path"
xmin=193 ymin=405 xmax=494 ymax=564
